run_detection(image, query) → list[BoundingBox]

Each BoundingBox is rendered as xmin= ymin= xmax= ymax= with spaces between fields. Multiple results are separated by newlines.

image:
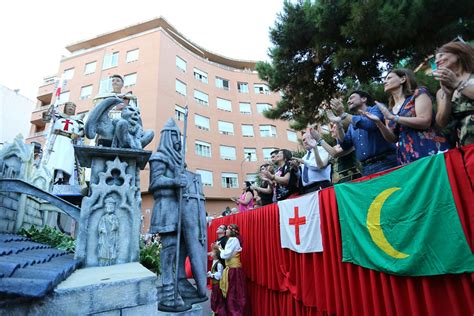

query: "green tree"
xmin=258 ymin=0 xmax=474 ymax=128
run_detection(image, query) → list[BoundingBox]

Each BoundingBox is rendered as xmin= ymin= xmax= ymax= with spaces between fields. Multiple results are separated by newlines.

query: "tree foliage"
xmin=258 ymin=0 xmax=474 ymax=129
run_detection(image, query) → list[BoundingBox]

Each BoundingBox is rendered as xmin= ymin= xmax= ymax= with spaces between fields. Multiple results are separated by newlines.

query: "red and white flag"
xmin=278 ymin=191 xmax=323 ymax=253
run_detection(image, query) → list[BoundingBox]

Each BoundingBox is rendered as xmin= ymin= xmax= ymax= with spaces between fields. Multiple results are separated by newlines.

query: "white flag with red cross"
xmin=278 ymin=191 xmax=323 ymax=253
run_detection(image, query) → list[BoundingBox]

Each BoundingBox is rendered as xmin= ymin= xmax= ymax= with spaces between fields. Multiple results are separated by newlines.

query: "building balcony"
xmin=30 ymin=106 xmax=50 ymax=126
xmin=25 ymin=132 xmax=47 ymax=145
xmin=37 ymin=82 xmax=55 ymax=105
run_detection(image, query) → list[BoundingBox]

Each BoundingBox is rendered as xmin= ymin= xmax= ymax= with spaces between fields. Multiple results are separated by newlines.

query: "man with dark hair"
xmin=269 ymin=149 xmax=280 ymax=166
xmin=327 ymin=91 xmax=397 ymax=176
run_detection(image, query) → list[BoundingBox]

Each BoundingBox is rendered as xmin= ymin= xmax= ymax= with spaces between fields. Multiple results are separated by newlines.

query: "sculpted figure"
xmin=85 ymin=97 xmax=154 ymax=149
xmin=97 ymin=197 xmax=119 ymax=266
xmin=149 ymin=118 xmax=207 ymax=312
xmin=44 ymin=102 xmax=84 ymax=184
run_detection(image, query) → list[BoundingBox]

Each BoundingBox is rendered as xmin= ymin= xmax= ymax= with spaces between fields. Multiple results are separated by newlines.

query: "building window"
xmin=176 ymin=56 xmax=187 ymax=72
xmin=221 ymin=173 xmax=238 ymax=188
xmin=99 ymin=77 xmax=113 ymax=94
xmin=216 ymin=77 xmax=230 ymax=90
xmin=195 ymin=114 xmax=210 ymax=131
xmin=176 ymin=79 xmax=187 ymax=96
xmin=216 ymin=98 xmax=232 ymax=112
xmin=58 ymin=91 xmax=70 ymax=103
xmin=246 ymin=173 xmax=258 ymax=184
xmin=84 ymin=61 xmax=96 ymax=75
xmin=287 ymin=130 xmax=298 ymax=142
xmin=218 ymin=121 xmax=234 ymax=135
xmin=126 ymin=49 xmax=139 ymax=63
xmin=243 ymin=148 xmax=257 ymax=161
xmin=63 ymin=68 xmax=74 ymax=80
xmin=241 ymin=125 xmax=254 ymax=137
xmin=80 ymin=85 xmax=93 ymax=100
xmin=175 ymin=105 xmax=186 ymax=121
xmin=196 ymin=169 xmax=213 ymax=187
xmin=194 ymin=90 xmax=209 ymax=106
xmin=238 ymin=82 xmax=249 ymax=93
xmin=124 ymin=73 xmax=137 ymax=87
xmin=239 ymin=102 xmax=251 ymax=114
xmin=260 ymin=125 xmax=277 ymax=137
xmin=195 ymin=140 xmax=211 ymax=157
xmin=256 ymin=103 xmax=272 ymax=114
xmin=193 ymin=68 xmax=208 ymax=84
xmin=102 ymin=52 xmax=119 ymax=69
xmin=219 ymin=146 xmax=236 ymax=160
xmin=262 ymin=148 xmax=279 ymax=160
xmin=254 ymin=83 xmax=271 ymax=95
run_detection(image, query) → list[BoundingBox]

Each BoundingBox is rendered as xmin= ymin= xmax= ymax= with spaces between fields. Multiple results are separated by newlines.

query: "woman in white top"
xmin=218 ymin=224 xmax=247 ymax=316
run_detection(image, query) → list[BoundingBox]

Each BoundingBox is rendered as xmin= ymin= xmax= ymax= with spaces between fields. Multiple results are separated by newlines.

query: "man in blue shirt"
xmin=328 ymin=91 xmax=397 ymax=176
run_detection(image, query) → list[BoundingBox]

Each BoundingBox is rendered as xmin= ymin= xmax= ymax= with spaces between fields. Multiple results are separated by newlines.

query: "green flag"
xmin=335 ymin=154 xmax=474 ymax=276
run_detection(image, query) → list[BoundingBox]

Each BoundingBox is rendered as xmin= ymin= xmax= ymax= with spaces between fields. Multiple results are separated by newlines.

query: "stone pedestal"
xmin=74 ymin=145 xmax=151 ymax=267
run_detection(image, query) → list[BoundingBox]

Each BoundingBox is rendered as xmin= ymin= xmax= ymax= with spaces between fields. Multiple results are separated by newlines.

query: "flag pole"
xmin=40 ymin=77 xmax=66 ymax=166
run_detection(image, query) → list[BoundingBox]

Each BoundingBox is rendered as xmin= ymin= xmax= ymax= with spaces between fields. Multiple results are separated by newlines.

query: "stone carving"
xmin=97 ymin=196 xmax=120 ymax=266
xmin=75 ymin=155 xmax=140 ymax=267
xmin=149 ymin=118 xmax=207 ymax=312
xmin=84 ymin=97 xmax=154 ymax=149
xmin=0 ymin=135 xmax=34 ymax=181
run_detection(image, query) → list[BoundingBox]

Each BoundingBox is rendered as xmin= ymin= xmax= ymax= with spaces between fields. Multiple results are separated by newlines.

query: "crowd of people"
xmin=223 ymin=40 xmax=473 ymax=210
xmin=206 ymin=40 xmax=473 ymax=316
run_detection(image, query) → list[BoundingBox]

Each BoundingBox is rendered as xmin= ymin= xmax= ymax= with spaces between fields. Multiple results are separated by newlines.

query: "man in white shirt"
xmin=293 ymin=132 xmax=332 ymax=194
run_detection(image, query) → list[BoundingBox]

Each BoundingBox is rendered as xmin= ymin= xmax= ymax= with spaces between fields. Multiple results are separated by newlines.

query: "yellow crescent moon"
xmin=366 ymin=187 xmax=409 ymax=259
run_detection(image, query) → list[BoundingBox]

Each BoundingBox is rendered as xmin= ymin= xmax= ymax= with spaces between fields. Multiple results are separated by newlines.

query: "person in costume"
xmin=45 ymin=102 xmax=84 ymax=184
xmin=218 ymin=224 xmax=246 ymax=316
xmin=208 ymin=244 xmax=226 ymax=316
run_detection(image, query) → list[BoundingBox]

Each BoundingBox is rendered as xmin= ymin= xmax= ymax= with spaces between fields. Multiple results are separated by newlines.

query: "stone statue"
xmin=97 ymin=197 xmax=120 ymax=266
xmin=149 ymin=119 xmax=207 ymax=312
xmin=43 ymin=102 xmax=84 ymax=185
xmin=85 ymin=97 xmax=153 ymax=149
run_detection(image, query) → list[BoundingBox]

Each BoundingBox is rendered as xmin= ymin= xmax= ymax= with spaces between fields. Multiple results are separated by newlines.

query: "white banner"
xmin=278 ymin=191 xmax=323 ymax=253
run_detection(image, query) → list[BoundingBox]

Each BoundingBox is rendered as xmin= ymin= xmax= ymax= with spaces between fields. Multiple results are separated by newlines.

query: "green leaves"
xmin=258 ymin=0 xmax=474 ymax=128
xmin=139 ymin=239 xmax=161 ymax=275
xmin=18 ymin=226 xmax=76 ymax=253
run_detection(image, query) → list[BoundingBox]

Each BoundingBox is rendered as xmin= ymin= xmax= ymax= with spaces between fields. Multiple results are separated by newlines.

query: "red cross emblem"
xmin=289 ymin=206 xmax=306 ymax=245
xmin=62 ymin=119 xmax=73 ymax=131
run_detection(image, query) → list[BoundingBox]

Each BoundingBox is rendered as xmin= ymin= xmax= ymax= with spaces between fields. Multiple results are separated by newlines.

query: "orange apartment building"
xmin=27 ymin=17 xmax=300 ymax=228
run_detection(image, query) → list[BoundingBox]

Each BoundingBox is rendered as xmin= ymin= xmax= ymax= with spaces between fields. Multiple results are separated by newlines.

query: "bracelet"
xmin=457 ymin=80 xmax=469 ymax=93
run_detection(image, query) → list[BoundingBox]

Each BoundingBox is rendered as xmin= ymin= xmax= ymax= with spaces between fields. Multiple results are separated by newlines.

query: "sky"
xmin=0 ymin=0 xmax=284 ymax=101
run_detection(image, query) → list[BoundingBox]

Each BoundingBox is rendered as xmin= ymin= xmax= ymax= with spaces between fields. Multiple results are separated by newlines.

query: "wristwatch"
xmin=394 ymin=115 xmax=400 ymax=123
xmin=317 ymin=139 xmax=323 ymax=146
xmin=341 ymin=113 xmax=348 ymax=120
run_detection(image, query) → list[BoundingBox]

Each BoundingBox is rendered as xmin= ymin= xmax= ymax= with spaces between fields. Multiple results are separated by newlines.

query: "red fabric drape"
xmin=208 ymin=146 xmax=474 ymax=315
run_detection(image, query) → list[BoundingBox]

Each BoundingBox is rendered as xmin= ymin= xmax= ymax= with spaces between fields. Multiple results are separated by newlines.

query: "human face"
xmin=275 ymin=151 xmax=284 ymax=162
xmin=225 ymin=228 xmax=231 ymax=237
xmin=216 ymin=225 xmax=226 ymax=235
xmin=64 ymin=104 xmax=76 ymax=115
xmin=383 ymin=72 xmax=405 ymax=93
xmin=347 ymin=93 xmax=365 ymax=111
xmin=270 ymin=153 xmax=277 ymax=163
xmin=435 ymin=51 xmax=459 ymax=71
xmin=302 ymin=132 xmax=312 ymax=150
xmin=111 ymin=77 xmax=124 ymax=92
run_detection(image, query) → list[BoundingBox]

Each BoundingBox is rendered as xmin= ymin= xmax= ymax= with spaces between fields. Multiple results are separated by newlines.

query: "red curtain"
xmin=208 ymin=145 xmax=474 ymax=316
